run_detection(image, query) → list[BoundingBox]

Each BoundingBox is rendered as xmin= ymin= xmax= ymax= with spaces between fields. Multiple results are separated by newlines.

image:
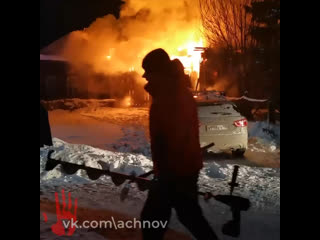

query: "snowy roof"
xmin=40 ymin=54 xmax=67 ymax=62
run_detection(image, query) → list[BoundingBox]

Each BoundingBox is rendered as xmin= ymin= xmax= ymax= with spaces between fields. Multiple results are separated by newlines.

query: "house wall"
xmin=40 ymin=60 xmax=69 ymax=100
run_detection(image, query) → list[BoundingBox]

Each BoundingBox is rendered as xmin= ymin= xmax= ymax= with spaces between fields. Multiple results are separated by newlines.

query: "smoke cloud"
xmin=61 ymin=0 xmax=203 ymax=77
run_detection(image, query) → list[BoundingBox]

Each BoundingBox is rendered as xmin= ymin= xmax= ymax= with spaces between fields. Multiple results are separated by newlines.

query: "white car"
xmin=195 ymin=91 xmax=248 ymax=156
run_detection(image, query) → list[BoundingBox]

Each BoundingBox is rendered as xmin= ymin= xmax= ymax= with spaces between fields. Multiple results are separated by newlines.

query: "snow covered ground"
xmin=48 ymin=107 xmax=280 ymax=168
xmin=40 ymin=138 xmax=280 ymax=240
xmin=41 ymin=105 xmax=280 ymax=239
xmin=249 ymin=121 xmax=280 ymax=150
xmin=41 ymin=139 xmax=280 ymax=213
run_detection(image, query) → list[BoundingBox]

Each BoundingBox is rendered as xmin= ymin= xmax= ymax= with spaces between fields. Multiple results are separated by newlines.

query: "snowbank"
xmin=40 ymin=139 xmax=153 ymax=185
xmin=107 ymin=127 xmax=151 ymax=157
xmin=42 ymin=99 xmax=116 ymax=111
xmin=80 ymin=107 xmax=149 ymax=128
xmin=248 ymin=121 xmax=280 ymax=153
xmin=41 ymin=139 xmax=280 ymax=213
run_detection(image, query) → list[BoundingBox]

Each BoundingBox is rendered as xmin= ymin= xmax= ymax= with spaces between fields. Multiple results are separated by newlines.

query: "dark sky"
xmin=40 ymin=0 xmax=124 ymax=50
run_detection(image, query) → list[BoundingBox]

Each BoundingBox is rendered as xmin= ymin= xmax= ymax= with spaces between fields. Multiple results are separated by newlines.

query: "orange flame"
xmin=60 ymin=0 xmax=206 ymax=93
xmin=171 ymin=39 xmax=205 ymax=78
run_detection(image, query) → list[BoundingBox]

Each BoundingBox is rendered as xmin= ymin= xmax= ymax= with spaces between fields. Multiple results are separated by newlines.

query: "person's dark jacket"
xmin=146 ymin=82 xmax=203 ymax=178
xmin=40 ymin=103 xmax=53 ymax=147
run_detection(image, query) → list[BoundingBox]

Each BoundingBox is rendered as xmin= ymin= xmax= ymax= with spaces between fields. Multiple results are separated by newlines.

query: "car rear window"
xmin=197 ymin=101 xmax=241 ymax=117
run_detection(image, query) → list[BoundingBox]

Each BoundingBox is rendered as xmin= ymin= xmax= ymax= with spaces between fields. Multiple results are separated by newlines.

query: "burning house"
xmin=40 ymin=0 xmax=209 ymax=104
xmin=40 ymin=54 xmax=70 ymax=100
xmin=40 ymin=54 xmax=91 ymax=100
xmin=40 ymin=54 xmax=147 ymax=105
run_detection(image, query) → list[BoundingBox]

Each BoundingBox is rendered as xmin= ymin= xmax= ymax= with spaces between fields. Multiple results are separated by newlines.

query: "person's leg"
xmin=141 ymin=180 xmax=172 ymax=240
xmin=172 ymin=176 xmax=219 ymax=240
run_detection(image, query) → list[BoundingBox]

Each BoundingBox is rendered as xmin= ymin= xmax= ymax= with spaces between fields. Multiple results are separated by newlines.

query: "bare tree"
xmin=200 ymin=0 xmax=255 ymax=51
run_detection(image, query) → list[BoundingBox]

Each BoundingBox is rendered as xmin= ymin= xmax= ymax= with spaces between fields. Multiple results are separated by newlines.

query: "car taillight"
xmin=234 ymin=119 xmax=248 ymax=127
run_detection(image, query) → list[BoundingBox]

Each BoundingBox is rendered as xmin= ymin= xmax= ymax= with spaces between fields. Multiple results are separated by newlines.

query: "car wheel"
xmin=232 ymin=149 xmax=246 ymax=158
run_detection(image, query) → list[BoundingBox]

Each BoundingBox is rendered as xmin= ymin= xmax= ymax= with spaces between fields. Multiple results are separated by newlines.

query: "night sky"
xmin=40 ymin=0 xmax=124 ymax=50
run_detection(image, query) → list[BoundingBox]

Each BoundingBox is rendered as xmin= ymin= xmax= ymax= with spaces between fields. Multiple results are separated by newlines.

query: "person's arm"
xmin=149 ymin=104 xmax=168 ymax=176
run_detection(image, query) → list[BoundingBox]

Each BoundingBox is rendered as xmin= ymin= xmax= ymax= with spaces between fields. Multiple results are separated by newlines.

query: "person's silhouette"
xmin=40 ymin=103 xmax=53 ymax=148
xmin=141 ymin=49 xmax=219 ymax=240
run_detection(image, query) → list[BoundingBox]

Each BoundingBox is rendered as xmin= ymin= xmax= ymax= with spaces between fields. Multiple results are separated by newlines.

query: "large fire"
xmin=171 ymin=39 xmax=205 ymax=78
xmin=105 ymin=38 xmax=204 ymax=79
xmin=58 ymin=0 xmax=205 ymax=100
